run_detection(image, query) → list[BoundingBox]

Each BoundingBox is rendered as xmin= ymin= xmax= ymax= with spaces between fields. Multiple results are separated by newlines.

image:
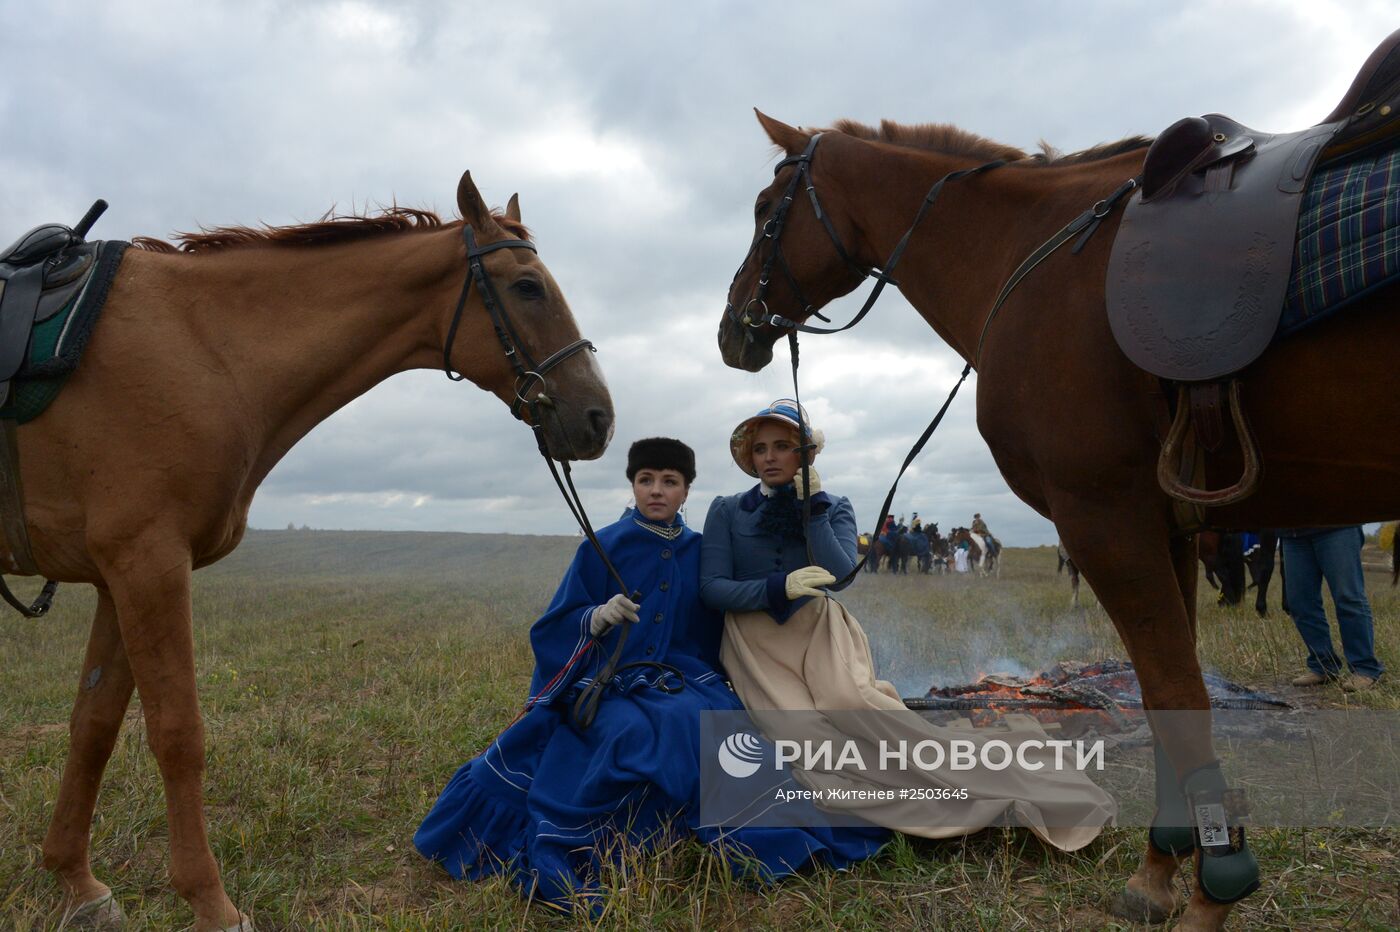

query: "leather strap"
xmin=0 ymin=415 xmax=37 ymax=575
xmin=1189 ymin=382 xmax=1226 ymax=453
xmin=0 ymin=264 xmax=43 ymax=383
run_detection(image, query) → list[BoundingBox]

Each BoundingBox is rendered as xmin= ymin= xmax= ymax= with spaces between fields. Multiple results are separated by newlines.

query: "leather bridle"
xmin=444 ymin=224 xmax=595 ymax=426
xmin=722 ymin=133 xmax=1137 ymax=587
xmin=725 ymin=134 xmax=870 ymax=334
xmin=725 ymin=132 xmax=1006 ymax=338
xmin=444 ymin=223 xmax=642 ymax=730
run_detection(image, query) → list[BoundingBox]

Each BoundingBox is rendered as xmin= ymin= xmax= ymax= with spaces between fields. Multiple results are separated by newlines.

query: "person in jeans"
xmin=1281 ymin=525 xmax=1385 ymax=692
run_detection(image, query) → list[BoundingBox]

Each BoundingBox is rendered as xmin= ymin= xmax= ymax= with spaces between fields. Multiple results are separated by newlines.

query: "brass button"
xmin=653 ymin=612 xmax=664 ymax=624
xmin=661 ymin=549 xmax=671 ymax=559
xmin=659 ymin=581 xmax=670 ymax=591
xmin=1382 ymin=104 xmax=1393 ymax=117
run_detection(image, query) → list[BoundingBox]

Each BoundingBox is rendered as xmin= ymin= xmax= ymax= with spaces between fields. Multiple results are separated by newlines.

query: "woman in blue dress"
xmin=414 ymin=437 xmax=888 ymax=909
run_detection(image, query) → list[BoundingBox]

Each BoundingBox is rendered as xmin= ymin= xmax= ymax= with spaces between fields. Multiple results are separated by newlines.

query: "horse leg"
xmin=98 ymin=544 xmax=247 ymax=931
xmin=1063 ymin=515 xmax=1249 ymax=930
xmin=1112 ymin=531 xmax=1202 ymax=922
xmin=41 ymin=588 xmax=133 ymax=926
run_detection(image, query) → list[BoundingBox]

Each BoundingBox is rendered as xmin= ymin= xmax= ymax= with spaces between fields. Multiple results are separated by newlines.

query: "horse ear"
xmin=505 ymin=193 xmax=522 ymax=223
xmin=456 ymin=171 xmax=503 ymax=234
xmin=754 ymin=109 xmax=810 ymax=156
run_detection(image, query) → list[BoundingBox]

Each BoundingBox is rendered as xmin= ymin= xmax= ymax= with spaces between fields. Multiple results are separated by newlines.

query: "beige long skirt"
xmin=721 ymin=597 xmax=1116 ymax=851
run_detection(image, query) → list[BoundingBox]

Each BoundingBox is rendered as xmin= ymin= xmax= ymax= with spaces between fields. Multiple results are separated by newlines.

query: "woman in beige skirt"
xmin=698 ymin=399 xmax=1115 ymax=850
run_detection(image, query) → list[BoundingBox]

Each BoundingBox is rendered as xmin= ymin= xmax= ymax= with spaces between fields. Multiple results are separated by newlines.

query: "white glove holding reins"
xmin=793 ymin=466 xmax=821 ymax=499
xmin=590 ymin=593 xmax=640 ymax=637
xmin=785 ymin=565 xmax=835 ymax=600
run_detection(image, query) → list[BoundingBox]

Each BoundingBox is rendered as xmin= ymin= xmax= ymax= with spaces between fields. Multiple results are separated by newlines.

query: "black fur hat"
xmin=627 ymin=437 xmax=696 ymax=484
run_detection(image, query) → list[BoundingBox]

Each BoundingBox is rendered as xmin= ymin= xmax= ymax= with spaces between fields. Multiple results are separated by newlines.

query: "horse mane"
xmin=826 ymin=118 xmax=1151 ymax=167
xmin=131 ymin=205 xmax=531 ymax=254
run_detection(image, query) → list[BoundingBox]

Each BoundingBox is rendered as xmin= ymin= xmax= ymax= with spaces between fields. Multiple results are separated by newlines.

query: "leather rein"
xmin=446 ymin=224 xmax=641 ymax=730
xmin=725 ymin=133 xmax=1137 ymax=585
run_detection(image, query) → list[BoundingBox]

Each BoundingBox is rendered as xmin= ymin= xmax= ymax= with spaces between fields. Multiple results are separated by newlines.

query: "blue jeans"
xmin=1281 ymin=527 xmax=1384 ymax=680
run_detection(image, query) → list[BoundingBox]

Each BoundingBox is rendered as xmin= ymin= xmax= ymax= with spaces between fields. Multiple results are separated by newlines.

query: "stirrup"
xmin=1158 ymin=381 xmax=1260 ymax=506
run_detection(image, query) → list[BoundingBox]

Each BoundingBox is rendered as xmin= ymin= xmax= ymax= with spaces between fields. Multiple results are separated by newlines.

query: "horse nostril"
xmin=587 ymin=407 xmax=613 ymax=442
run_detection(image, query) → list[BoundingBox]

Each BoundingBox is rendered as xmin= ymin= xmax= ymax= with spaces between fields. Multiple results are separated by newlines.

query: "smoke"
xmin=838 ymin=576 xmax=1111 ymax=698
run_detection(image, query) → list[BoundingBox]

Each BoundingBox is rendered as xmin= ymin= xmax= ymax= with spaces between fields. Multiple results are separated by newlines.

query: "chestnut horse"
xmin=719 ymin=112 xmax=1400 ymax=929
xmin=9 ymin=172 xmax=613 ymax=930
xmin=947 ymin=526 xmax=999 ymax=577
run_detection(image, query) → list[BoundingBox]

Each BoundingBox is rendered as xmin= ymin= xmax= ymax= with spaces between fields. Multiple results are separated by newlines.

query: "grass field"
xmin=2 ymin=530 xmax=1398 ymax=930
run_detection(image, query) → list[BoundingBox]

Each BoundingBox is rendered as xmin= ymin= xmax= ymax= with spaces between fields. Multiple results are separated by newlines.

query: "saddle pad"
xmin=1279 ymin=145 xmax=1400 ymax=336
xmin=0 ymin=240 xmax=127 ymax=424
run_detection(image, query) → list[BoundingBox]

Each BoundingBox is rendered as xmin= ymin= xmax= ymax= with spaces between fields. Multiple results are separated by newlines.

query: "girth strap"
xmin=0 ymin=414 xmax=57 ymax=617
xmin=0 ymin=417 xmax=36 ymax=575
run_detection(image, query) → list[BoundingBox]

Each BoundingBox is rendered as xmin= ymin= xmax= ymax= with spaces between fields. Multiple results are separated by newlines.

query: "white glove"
xmin=793 ymin=466 xmax=821 ymax=499
xmin=590 ymin=593 xmax=639 ymax=637
xmin=785 ymin=565 xmax=835 ymax=600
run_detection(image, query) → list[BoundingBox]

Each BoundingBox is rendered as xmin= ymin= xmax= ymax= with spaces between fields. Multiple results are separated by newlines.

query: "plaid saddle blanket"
xmin=1280 ymin=145 xmax=1400 ymax=336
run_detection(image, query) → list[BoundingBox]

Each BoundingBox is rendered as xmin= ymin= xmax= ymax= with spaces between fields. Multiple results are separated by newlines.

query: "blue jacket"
xmin=699 ymin=485 xmax=858 ymax=623
xmin=528 ymin=508 xmax=720 ymax=704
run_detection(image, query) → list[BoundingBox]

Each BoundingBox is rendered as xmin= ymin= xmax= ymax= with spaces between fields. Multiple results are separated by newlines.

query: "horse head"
xmin=451 ymin=172 xmax=614 ymax=460
xmin=718 ymin=112 xmax=871 ymax=372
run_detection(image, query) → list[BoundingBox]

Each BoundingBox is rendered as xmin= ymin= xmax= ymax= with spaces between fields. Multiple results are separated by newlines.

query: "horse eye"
xmin=512 ymin=278 xmax=544 ymax=298
xmin=755 ymin=201 xmax=769 ymax=219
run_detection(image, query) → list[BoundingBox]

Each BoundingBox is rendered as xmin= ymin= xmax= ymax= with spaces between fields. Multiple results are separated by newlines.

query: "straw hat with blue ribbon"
xmin=728 ymin=398 xmax=825 ymax=477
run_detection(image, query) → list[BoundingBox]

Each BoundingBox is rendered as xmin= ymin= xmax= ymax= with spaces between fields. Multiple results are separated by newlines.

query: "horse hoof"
xmin=1108 ymin=885 xmax=1177 ymax=925
xmin=63 ymin=892 xmax=124 ymax=929
xmin=214 ymin=917 xmax=254 ymax=932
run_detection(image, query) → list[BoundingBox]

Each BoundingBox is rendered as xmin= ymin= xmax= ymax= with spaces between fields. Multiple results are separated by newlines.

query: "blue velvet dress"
xmin=414 ymin=510 xmax=887 ymax=907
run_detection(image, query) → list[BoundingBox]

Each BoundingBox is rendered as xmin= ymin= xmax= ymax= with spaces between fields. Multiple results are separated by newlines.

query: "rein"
xmin=730 ymin=135 xmax=1138 ymax=585
xmin=446 ymin=224 xmax=640 ymax=730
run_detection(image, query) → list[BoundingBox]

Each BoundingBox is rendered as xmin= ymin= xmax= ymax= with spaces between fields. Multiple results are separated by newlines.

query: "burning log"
xmin=905 ymin=659 xmax=1292 ymax=738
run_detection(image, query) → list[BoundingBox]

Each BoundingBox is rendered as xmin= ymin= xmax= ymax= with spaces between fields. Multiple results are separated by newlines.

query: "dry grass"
xmin=2 ymin=531 xmax=1398 ymax=929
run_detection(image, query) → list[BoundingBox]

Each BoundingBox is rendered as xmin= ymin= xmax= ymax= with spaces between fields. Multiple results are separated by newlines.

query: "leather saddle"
xmin=1103 ymin=29 xmax=1400 ymax=515
xmin=0 ymin=200 xmax=109 ymax=400
xmin=1108 ymin=28 xmax=1400 ymax=382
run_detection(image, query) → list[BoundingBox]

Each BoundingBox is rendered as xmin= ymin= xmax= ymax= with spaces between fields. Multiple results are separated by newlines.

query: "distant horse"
xmin=1244 ymin=530 xmax=1284 ymax=615
xmin=925 ymin=523 xmax=950 ymax=573
xmin=11 ymin=173 xmax=613 ymax=930
xmin=885 ymin=526 xmax=911 ymax=574
xmin=904 ymin=527 xmax=933 ymax=573
xmin=1197 ymin=530 xmax=1247 ymax=607
xmin=719 ymin=87 xmax=1400 ymax=926
xmin=948 ymin=526 xmax=999 ymax=577
xmin=1199 ymin=529 xmax=1283 ymax=616
xmin=1057 ymin=540 xmax=1081 ymax=608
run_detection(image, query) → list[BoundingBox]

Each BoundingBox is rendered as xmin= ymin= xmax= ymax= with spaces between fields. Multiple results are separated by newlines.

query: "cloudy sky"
xmin=1 ymin=1 xmax=1389 ymax=543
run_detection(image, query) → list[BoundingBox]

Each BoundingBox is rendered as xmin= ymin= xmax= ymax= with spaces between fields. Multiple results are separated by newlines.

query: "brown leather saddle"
xmin=1105 ymin=29 xmax=1400 ymax=517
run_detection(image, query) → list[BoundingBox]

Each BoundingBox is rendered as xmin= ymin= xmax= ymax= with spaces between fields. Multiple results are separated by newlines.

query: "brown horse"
xmin=719 ymin=111 xmax=1400 ymax=929
xmin=10 ymin=172 xmax=613 ymax=930
xmin=948 ymin=526 xmax=999 ymax=577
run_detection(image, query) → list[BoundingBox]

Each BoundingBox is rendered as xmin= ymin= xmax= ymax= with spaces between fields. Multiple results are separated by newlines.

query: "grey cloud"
xmin=3 ymin=1 xmax=1384 ymax=545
